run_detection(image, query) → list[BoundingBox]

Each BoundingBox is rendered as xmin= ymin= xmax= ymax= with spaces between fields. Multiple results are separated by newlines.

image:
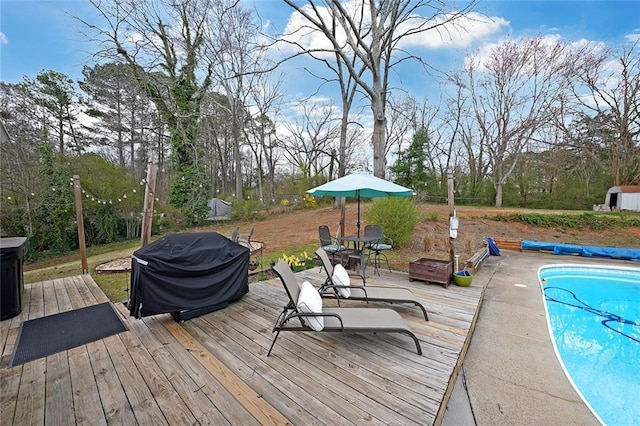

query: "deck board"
xmin=0 ymin=265 xmax=485 ymax=425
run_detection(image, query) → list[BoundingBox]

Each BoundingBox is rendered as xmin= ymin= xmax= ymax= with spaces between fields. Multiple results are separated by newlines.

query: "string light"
xmin=79 ymin=184 xmax=147 ymax=206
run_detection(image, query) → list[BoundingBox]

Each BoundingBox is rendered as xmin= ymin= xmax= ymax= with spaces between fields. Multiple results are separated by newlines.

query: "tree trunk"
xmin=371 ymin=101 xmax=386 ymax=178
xmin=495 ymin=182 xmax=503 ymax=208
xmin=234 ymin=126 xmax=243 ymax=201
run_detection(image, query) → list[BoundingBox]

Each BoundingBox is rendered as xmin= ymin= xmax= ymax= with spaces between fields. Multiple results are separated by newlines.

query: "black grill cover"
xmin=129 ymin=232 xmax=249 ymax=318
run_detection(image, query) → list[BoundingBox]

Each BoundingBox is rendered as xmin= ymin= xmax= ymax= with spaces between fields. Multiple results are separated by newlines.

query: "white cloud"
xmin=278 ymin=4 xmax=344 ymax=55
xmin=0 ymin=32 xmax=8 ymax=45
xmin=398 ymin=12 xmax=509 ymax=49
xmin=277 ymin=3 xmax=508 ymax=56
xmin=625 ymin=32 xmax=640 ymax=42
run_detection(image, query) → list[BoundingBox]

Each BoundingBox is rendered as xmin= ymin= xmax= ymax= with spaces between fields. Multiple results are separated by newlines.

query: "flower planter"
xmin=453 ymin=270 xmax=473 ymax=287
xmin=409 ymin=258 xmax=453 ymax=288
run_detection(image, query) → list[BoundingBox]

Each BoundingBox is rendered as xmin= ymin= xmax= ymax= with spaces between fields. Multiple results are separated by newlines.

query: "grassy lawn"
xmin=23 ymin=240 xmax=140 ymax=303
xmin=22 ymin=238 xmax=321 ymax=304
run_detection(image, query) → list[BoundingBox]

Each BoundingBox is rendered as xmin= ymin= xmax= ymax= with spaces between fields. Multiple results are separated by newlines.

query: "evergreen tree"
xmin=31 ymin=145 xmax=76 ymax=254
xmin=392 ymin=129 xmax=431 ymax=193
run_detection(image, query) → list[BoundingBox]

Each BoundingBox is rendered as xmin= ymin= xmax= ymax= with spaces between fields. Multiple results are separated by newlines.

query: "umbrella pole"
xmin=357 ymin=192 xmax=361 ymax=238
xmin=339 ymin=198 xmax=346 ymax=238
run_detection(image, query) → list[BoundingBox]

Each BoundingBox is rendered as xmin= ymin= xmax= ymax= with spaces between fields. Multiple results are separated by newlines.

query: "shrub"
xmin=93 ymin=204 xmax=124 ymax=244
xmin=365 ymin=198 xmax=417 ymax=247
xmin=232 ymin=199 xmax=263 ymax=221
xmin=490 ymin=212 xmax=640 ymax=231
xmin=301 ymin=194 xmax=317 ymax=209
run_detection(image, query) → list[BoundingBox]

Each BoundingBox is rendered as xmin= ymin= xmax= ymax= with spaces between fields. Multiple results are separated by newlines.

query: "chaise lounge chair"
xmin=268 ymin=259 xmax=422 ymax=356
xmin=316 ymin=247 xmax=429 ymax=321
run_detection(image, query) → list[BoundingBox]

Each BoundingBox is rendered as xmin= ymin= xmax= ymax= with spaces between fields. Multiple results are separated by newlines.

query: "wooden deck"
xmin=1 ymin=267 xmax=485 ymax=425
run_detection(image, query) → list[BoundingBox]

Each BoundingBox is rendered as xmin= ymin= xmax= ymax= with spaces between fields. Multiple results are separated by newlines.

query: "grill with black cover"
xmin=129 ymin=232 xmax=249 ymax=320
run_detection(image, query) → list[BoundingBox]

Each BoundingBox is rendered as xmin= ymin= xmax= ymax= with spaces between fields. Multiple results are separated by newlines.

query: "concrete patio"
xmin=441 ymin=250 xmax=632 ymax=425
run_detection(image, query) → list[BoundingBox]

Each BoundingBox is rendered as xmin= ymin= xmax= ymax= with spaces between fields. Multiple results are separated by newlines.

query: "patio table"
xmin=337 ymin=235 xmax=379 ymax=284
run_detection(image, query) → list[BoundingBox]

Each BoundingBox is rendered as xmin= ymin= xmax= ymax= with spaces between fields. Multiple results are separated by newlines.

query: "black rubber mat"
xmin=9 ymin=302 xmax=127 ymax=366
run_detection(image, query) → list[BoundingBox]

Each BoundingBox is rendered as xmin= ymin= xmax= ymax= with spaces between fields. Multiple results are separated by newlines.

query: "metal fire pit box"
xmin=409 ymin=258 xmax=453 ymax=288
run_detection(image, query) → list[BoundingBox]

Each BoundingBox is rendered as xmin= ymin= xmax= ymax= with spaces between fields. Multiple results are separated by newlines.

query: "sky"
xmin=2 ymin=1 xmax=639 ymax=81
xmin=1 ymin=1 xmax=639 ymax=104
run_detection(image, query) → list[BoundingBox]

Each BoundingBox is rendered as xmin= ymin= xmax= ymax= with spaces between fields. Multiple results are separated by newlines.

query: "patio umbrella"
xmin=306 ymin=173 xmax=414 ymax=237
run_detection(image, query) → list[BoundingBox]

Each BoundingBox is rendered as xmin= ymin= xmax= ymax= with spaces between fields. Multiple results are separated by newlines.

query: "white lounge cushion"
xmin=332 ymin=263 xmax=351 ymax=298
xmin=296 ymin=281 xmax=324 ymax=331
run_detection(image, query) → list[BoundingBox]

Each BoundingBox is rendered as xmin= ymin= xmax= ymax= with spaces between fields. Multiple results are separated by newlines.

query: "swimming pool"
xmin=539 ymin=264 xmax=640 ymax=425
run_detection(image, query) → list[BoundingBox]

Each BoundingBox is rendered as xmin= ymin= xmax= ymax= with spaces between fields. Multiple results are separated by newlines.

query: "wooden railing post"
xmin=140 ymin=162 xmax=158 ymax=247
xmin=447 ymin=173 xmax=456 ymax=265
xmin=73 ymin=175 xmax=89 ymax=274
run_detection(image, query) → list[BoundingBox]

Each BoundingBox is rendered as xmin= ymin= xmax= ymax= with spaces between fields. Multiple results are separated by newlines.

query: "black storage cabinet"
xmin=129 ymin=232 xmax=249 ymax=320
xmin=1 ymin=237 xmax=28 ymax=321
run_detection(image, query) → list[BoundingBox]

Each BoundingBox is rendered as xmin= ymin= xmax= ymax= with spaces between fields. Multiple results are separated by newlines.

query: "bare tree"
xmin=0 ymin=82 xmax=45 ymax=235
xmin=245 ymin=72 xmax=285 ymax=205
xmin=281 ymin=0 xmax=476 ymax=178
xmin=389 ymin=94 xmax=465 ymax=194
xmin=280 ymin=101 xmax=339 ymax=184
xmin=200 ymin=92 xmax=234 ymax=196
xmin=385 ymin=94 xmax=416 ymax=159
xmin=447 ymin=74 xmax=489 ymax=194
xmin=207 ymin=0 xmax=266 ymax=202
xmin=454 ymin=37 xmax=579 ymax=207
xmin=571 ymin=40 xmax=640 ymax=185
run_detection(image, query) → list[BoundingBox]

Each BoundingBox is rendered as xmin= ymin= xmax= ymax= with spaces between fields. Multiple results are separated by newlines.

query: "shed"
xmin=207 ymin=198 xmax=232 ymax=220
xmin=604 ymin=185 xmax=640 ymax=212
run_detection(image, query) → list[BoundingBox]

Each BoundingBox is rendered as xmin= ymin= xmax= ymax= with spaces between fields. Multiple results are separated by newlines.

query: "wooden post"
xmin=140 ymin=162 xmax=158 ymax=247
xmin=447 ymin=173 xmax=455 ymax=264
xmin=73 ymin=175 xmax=89 ymax=274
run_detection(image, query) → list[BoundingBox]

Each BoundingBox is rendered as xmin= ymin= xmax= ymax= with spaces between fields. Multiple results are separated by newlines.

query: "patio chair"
xmin=268 ymin=259 xmax=422 ymax=356
xmin=238 ymin=225 xmax=254 ymax=248
xmin=318 ymin=225 xmax=348 ymax=264
xmin=364 ymin=224 xmax=393 ymax=275
xmin=315 ymin=247 xmax=429 ymax=321
xmin=230 ymin=226 xmax=240 ymax=243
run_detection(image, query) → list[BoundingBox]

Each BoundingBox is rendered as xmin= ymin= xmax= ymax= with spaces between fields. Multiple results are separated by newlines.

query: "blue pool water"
xmin=539 ymin=265 xmax=640 ymax=425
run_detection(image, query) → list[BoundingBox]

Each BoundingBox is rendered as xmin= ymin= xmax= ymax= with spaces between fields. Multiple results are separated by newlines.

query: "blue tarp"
xmin=522 ymin=240 xmax=640 ymax=262
xmin=486 ymin=237 xmax=501 ymax=256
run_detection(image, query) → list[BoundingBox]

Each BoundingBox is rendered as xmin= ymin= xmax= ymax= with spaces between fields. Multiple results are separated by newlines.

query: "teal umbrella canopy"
xmin=306 ymin=174 xmax=414 ymax=198
xmin=307 ymin=174 xmax=414 ymax=236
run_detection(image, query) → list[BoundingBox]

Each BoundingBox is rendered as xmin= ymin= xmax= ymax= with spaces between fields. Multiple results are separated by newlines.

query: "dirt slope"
xmin=25 ymin=203 xmax=640 ymax=276
xmin=208 ymin=204 xmax=640 ymax=271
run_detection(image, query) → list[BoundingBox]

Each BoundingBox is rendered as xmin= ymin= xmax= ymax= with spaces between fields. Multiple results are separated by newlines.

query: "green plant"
xmin=232 ymin=199 xmax=264 ymax=221
xmin=422 ymin=210 xmax=442 ymax=222
xmin=365 ymin=197 xmax=417 ymax=247
xmin=93 ymin=203 xmax=124 ymax=244
xmin=301 ymin=194 xmax=317 ymax=209
xmin=489 ymin=212 xmax=640 ymax=231
xmin=280 ymin=251 xmax=314 ymax=272
xmin=169 ymin=164 xmax=210 ymax=225
xmin=29 ymin=145 xmax=77 ymax=258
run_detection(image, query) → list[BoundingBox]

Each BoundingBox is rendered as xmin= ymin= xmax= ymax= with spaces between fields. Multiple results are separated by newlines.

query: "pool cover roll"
xmin=522 ymin=240 xmax=640 ymax=262
xmin=129 ymin=232 xmax=249 ymax=318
